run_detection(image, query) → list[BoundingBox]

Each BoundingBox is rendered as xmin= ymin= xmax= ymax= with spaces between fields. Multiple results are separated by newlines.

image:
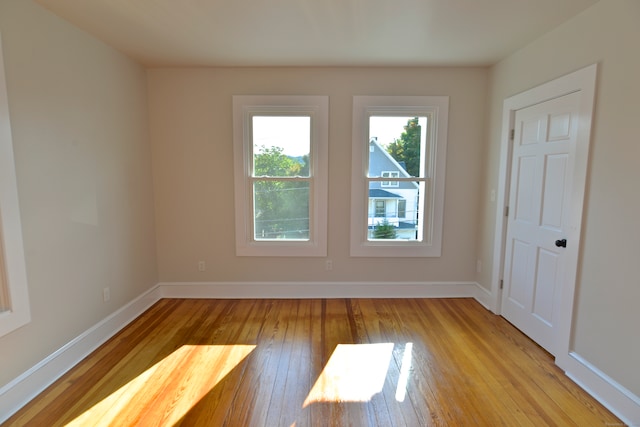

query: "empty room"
xmin=0 ymin=0 xmax=638 ymax=425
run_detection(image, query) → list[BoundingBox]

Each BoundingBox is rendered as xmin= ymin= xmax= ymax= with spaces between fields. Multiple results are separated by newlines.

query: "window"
xmin=398 ymin=199 xmax=407 ymax=218
xmin=0 ymin=33 xmax=31 ymax=337
xmin=233 ymin=96 xmax=328 ymax=256
xmin=350 ymin=96 xmax=449 ymax=257
xmin=374 ymin=200 xmax=386 ymax=217
xmin=381 ymin=171 xmax=399 ymax=187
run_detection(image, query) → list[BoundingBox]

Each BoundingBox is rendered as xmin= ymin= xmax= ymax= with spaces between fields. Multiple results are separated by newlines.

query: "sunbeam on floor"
xmin=304 ymin=343 xmax=411 ymax=405
xmin=66 ymin=344 xmax=255 ymax=426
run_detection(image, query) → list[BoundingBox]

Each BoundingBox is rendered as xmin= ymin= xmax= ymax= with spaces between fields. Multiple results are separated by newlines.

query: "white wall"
xmin=0 ymin=0 xmax=157 ymax=388
xmin=147 ymin=67 xmax=487 ymax=284
xmin=478 ymin=0 xmax=640 ymax=398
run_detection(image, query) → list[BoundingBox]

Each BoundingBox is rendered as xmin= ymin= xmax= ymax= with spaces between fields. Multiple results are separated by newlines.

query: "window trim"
xmin=232 ymin=95 xmax=328 ymax=256
xmin=0 ymin=32 xmax=31 ymax=337
xmin=350 ymin=96 xmax=449 ymax=257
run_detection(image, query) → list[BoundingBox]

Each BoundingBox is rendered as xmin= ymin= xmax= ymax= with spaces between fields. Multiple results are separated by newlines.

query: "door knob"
xmin=555 ymin=239 xmax=567 ymax=248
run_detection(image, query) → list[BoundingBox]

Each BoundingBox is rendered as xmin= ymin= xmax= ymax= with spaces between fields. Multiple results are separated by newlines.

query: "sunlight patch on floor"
xmin=303 ymin=343 xmax=394 ymax=405
xmin=395 ymin=342 xmax=413 ymax=402
xmin=66 ymin=344 xmax=255 ymax=426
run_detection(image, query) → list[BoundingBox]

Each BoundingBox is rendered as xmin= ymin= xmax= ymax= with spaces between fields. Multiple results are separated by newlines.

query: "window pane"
xmin=368 ymin=116 xmax=427 ymax=178
xmin=367 ymin=181 xmax=421 ymax=241
xmin=253 ymin=116 xmax=310 ymax=177
xmin=253 ymin=180 xmax=310 ymax=240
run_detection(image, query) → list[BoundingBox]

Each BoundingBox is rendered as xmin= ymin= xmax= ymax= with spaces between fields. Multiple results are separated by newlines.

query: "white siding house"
xmin=367 ymin=138 xmax=419 ymax=239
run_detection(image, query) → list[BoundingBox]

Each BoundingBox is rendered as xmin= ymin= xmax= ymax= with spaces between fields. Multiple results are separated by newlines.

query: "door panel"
xmin=548 ymin=112 xmax=572 ymax=141
xmin=533 ymin=248 xmax=559 ymax=325
xmin=541 ymin=154 xmax=568 ymax=229
xmin=501 ymin=91 xmax=580 ymax=355
xmin=507 ymin=239 xmax=532 ymax=309
xmin=521 ymin=116 xmax=544 ymax=145
xmin=514 ymin=156 xmax=537 ymax=223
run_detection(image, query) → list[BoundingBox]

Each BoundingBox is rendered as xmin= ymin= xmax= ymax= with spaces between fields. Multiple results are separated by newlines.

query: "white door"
xmin=501 ymin=91 xmax=581 ymax=356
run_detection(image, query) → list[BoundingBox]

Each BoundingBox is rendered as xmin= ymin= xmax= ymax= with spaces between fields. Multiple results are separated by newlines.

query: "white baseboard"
xmin=3 ymin=280 xmax=637 ymax=426
xmin=157 ymin=281 xmax=480 ymax=299
xmin=471 ymin=283 xmax=493 ymax=311
xmin=561 ymin=352 xmax=640 ymax=426
xmin=0 ymin=285 xmax=162 ymax=424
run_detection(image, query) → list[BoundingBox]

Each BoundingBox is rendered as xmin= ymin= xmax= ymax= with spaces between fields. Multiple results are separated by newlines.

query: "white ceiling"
xmin=35 ymin=0 xmax=599 ymax=67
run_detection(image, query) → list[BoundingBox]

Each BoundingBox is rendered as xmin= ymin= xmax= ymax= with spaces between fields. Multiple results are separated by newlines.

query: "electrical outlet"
xmin=198 ymin=261 xmax=206 ymax=271
xmin=103 ymin=287 xmax=111 ymax=302
xmin=325 ymin=260 xmax=333 ymax=271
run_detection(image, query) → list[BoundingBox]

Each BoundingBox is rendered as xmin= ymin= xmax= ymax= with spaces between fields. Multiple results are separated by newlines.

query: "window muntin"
xmin=233 ymin=96 xmax=328 ymax=257
xmin=350 ymin=96 xmax=449 ymax=257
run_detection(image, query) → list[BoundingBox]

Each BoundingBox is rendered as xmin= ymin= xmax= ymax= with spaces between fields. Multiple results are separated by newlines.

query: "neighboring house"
xmin=367 ymin=138 xmax=419 ymax=239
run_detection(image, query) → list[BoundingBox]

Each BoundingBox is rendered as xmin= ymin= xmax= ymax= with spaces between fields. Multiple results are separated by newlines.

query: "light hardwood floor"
xmin=4 ymin=298 xmax=621 ymax=426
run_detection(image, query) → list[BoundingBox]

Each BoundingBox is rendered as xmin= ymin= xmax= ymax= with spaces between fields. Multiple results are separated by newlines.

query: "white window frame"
xmin=0 ymin=32 xmax=31 ymax=337
xmin=350 ymin=96 xmax=449 ymax=257
xmin=233 ymin=95 xmax=328 ymax=256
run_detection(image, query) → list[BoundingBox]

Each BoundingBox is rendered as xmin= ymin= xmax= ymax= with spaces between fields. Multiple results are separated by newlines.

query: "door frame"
xmin=490 ymin=63 xmax=597 ymax=367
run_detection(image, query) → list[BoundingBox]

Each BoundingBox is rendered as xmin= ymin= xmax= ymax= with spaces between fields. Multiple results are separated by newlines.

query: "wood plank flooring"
xmin=4 ymin=298 xmax=621 ymax=426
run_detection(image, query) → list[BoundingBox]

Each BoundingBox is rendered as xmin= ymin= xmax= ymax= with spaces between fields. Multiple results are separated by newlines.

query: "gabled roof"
xmin=368 ymin=140 xmax=419 ymax=190
xmin=369 ymin=139 xmax=411 ymax=177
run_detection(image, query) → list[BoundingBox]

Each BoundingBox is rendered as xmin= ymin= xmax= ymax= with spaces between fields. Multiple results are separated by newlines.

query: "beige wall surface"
xmin=478 ymin=0 xmax=640 ymax=396
xmin=148 ymin=67 xmax=487 ymax=284
xmin=2 ymin=0 xmax=637 ymax=415
xmin=0 ymin=0 xmax=157 ymax=387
